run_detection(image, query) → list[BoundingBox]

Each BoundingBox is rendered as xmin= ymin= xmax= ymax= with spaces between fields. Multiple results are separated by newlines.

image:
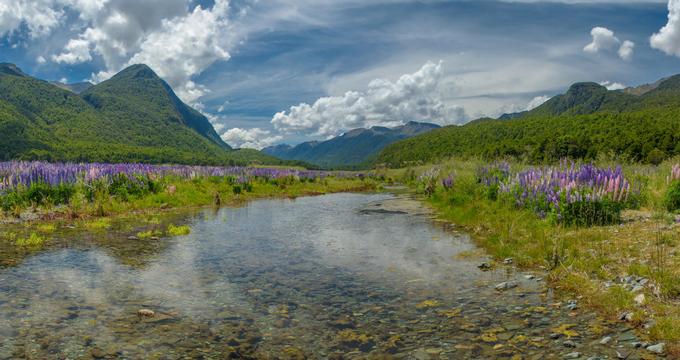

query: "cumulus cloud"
xmin=651 ymin=0 xmax=680 ymax=57
xmin=525 ymin=95 xmax=550 ymax=110
xmin=0 ymin=0 xmax=64 ymax=38
xmin=271 ymin=61 xmax=467 ymax=138
xmin=583 ymin=26 xmax=634 ymax=61
xmin=618 ymin=40 xmax=635 ymax=61
xmin=37 ymin=0 xmax=233 ymax=104
xmin=599 ymin=80 xmax=626 ymax=90
xmin=52 ymin=38 xmax=92 ymax=64
xmin=221 ymin=128 xmax=283 ymax=150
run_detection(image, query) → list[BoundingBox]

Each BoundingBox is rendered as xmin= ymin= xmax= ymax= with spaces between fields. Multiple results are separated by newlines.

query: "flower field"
xmin=0 ymin=161 xmax=373 ymax=215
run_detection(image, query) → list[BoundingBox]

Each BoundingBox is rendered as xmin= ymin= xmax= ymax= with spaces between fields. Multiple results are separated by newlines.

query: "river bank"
xmin=390 ymin=160 xmax=680 ymax=357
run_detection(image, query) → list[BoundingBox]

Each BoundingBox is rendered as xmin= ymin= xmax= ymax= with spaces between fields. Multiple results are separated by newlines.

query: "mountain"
xmin=0 ymin=63 xmax=283 ymax=165
xmin=51 ymin=81 xmax=93 ymax=94
xmin=377 ymin=74 xmax=680 ymax=167
xmin=263 ymin=121 xmax=440 ymax=168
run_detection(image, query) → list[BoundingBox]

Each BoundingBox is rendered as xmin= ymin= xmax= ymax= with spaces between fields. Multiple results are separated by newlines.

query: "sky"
xmin=2 ymin=0 xmax=680 ymax=149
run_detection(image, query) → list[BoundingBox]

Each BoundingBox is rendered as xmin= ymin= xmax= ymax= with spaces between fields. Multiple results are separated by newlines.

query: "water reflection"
xmin=0 ymin=194 xmax=638 ymax=359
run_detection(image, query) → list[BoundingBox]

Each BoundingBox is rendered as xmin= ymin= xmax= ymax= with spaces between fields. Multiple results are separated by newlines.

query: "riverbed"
xmin=0 ymin=193 xmax=657 ymax=359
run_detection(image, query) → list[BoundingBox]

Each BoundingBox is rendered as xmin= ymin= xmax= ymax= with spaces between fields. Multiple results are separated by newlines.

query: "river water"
xmin=0 ymin=193 xmax=652 ymax=359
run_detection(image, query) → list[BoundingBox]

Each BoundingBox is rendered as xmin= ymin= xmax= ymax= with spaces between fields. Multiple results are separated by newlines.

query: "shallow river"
xmin=0 ymin=193 xmax=655 ymax=359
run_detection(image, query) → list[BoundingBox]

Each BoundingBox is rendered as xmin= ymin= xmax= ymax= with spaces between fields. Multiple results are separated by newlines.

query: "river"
xmin=0 ymin=193 xmax=649 ymax=359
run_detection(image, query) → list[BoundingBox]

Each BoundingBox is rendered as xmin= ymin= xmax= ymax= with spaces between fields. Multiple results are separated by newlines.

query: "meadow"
xmin=0 ymin=161 xmax=377 ymax=223
xmin=384 ymin=159 xmax=680 ymax=353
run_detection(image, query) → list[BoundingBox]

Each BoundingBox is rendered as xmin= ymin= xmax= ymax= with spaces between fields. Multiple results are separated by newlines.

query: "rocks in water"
xmin=646 ymin=343 xmax=665 ymax=354
xmin=127 ymin=235 xmax=139 ymax=240
xmin=90 ymin=347 xmax=106 ymax=359
xmin=564 ymin=352 xmax=580 ymax=359
xmin=598 ymin=336 xmax=612 ymax=345
xmin=478 ymin=262 xmax=492 ymax=271
xmin=494 ymin=281 xmax=518 ymax=291
xmin=137 ymin=309 xmax=155 ymax=318
xmin=563 ymin=340 xmax=577 ymax=348
xmin=502 ymin=257 xmax=513 ymax=265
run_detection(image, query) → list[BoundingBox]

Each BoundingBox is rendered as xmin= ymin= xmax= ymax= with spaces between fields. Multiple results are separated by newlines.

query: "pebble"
xmin=564 ymin=352 xmax=580 ymax=359
xmin=494 ymin=281 xmax=518 ymax=291
xmin=598 ymin=336 xmax=611 ymax=345
xmin=633 ymin=293 xmax=645 ymax=305
xmin=646 ymin=343 xmax=665 ymax=354
xmin=478 ymin=262 xmax=492 ymax=271
xmin=618 ymin=312 xmax=634 ymax=322
xmin=563 ymin=340 xmax=577 ymax=348
xmin=137 ymin=309 xmax=155 ymax=318
xmin=503 ymin=257 xmax=513 ymax=264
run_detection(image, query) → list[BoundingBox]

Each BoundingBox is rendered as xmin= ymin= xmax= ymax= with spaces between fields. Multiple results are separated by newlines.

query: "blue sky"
xmin=1 ymin=0 xmax=680 ymax=148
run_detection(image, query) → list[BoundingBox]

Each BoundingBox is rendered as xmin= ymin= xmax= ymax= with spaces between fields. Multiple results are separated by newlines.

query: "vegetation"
xmin=0 ymin=63 xmax=289 ymax=166
xmin=0 ymin=161 xmax=378 ymax=222
xmin=378 ymin=78 xmax=680 ymax=167
xmin=389 ymin=159 xmax=680 ymax=352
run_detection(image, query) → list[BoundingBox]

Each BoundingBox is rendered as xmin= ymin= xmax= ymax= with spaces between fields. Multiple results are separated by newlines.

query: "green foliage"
xmin=558 ymin=200 xmax=623 ymax=227
xmin=15 ymin=232 xmax=46 ymax=248
xmin=378 ymin=77 xmax=680 ymax=167
xmin=167 ymin=224 xmax=191 ymax=236
xmin=665 ymin=180 xmax=680 ymax=212
xmin=0 ymin=64 xmax=289 ymax=166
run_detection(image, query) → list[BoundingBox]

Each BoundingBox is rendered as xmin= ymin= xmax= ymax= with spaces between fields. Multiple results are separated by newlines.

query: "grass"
xmin=15 ymin=232 xmax=46 ymax=248
xmin=1 ymin=176 xmax=377 ymax=224
xmin=167 ymin=224 xmax=191 ymax=236
xmin=389 ymin=158 xmax=680 ymax=351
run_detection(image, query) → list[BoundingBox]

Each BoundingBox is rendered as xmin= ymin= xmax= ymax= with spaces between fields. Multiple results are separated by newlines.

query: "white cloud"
xmin=221 ymin=128 xmax=283 ymax=149
xmin=525 ymin=95 xmax=550 ymax=110
xmin=271 ymin=61 xmax=468 ymax=138
xmin=44 ymin=0 xmax=233 ymax=104
xmin=618 ymin=40 xmax=635 ymax=61
xmin=599 ymin=80 xmax=626 ymax=90
xmin=0 ymin=0 xmax=64 ymax=38
xmin=52 ymin=38 xmax=92 ymax=64
xmin=651 ymin=0 xmax=680 ymax=57
xmin=584 ymin=27 xmax=620 ymax=54
xmin=583 ymin=26 xmax=634 ymax=61
xmin=36 ymin=55 xmax=46 ymax=64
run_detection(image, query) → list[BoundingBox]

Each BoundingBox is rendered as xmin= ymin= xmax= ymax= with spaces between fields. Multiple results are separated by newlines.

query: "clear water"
xmin=0 ymin=194 xmax=642 ymax=359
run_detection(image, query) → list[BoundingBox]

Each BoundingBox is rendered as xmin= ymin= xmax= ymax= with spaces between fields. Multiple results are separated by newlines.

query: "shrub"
xmin=666 ymin=180 xmax=680 ymax=212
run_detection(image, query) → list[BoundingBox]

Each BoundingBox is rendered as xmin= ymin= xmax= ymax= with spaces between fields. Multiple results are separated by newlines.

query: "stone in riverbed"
xmin=494 ymin=281 xmax=518 ymax=291
xmin=646 ymin=343 xmax=665 ymax=354
xmin=478 ymin=262 xmax=492 ymax=271
xmin=564 ymin=352 xmax=580 ymax=359
xmin=137 ymin=309 xmax=155 ymax=318
xmin=598 ymin=336 xmax=612 ymax=345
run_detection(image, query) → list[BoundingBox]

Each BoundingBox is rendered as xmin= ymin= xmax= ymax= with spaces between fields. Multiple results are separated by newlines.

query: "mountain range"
xmin=263 ymin=122 xmax=440 ymax=168
xmin=0 ymin=63 xmax=281 ymax=165
xmin=378 ymin=75 xmax=680 ymax=167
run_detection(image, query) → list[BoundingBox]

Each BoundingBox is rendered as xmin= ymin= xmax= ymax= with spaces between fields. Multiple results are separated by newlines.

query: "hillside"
xmin=0 ymin=63 xmax=281 ymax=165
xmin=263 ymin=122 xmax=439 ymax=168
xmin=377 ymin=75 xmax=680 ymax=167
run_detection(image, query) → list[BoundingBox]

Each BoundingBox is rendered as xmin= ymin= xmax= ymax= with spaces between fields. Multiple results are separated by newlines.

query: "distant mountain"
xmin=264 ymin=121 xmax=440 ymax=168
xmin=0 ymin=63 xmax=281 ymax=165
xmin=377 ymin=74 xmax=680 ymax=167
xmin=51 ymin=81 xmax=94 ymax=94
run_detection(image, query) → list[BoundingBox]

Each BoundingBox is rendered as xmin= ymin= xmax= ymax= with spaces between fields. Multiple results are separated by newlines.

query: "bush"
xmin=665 ymin=180 xmax=680 ymax=212
xmin=557 ymin=200 xmax=623 ymax=226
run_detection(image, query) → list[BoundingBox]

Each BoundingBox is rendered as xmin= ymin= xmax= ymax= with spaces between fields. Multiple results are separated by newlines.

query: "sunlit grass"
xmin=167 ymin=224 xmax=191 ymax=236
xmin=15 ymin=232 xmax=46 ymax=248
